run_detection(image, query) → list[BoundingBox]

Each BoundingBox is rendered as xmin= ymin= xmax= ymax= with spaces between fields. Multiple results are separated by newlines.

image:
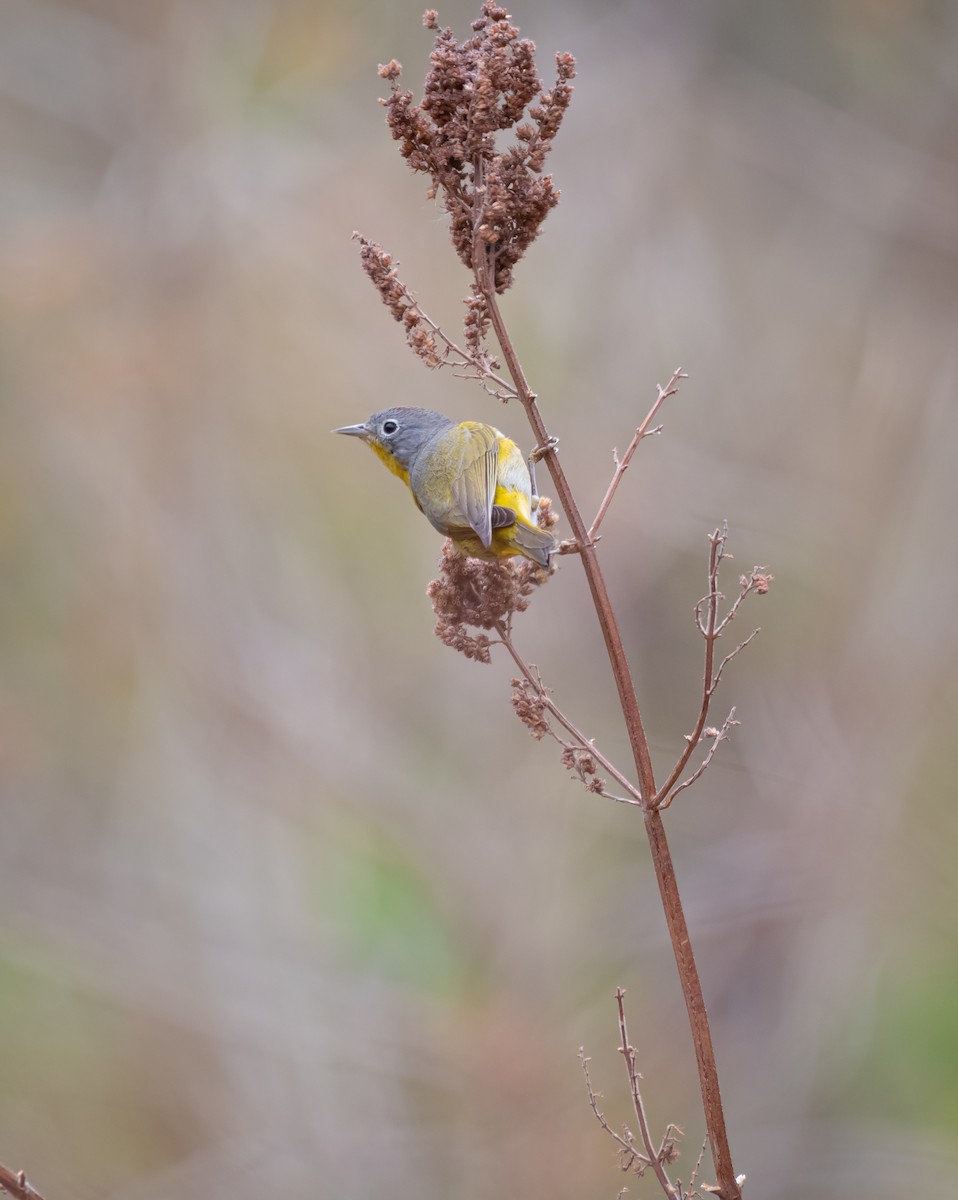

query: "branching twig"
xmin=579 ymin=1048 xmax=654 ymax=1172
xmin=582 ymin=991 xmax=687 ymax=1196
xmin=655 ymin=526 xmax=770 ymax=809
xmin=0 ymin=1163 xmax=46 ymax=1200
xmin=589 ymin=370 xmax=687 ymax=542
xmin=616 ymin=988 xmax=681 ymax=1197
xmin=658 ymin=708 xmax=740 ymax=811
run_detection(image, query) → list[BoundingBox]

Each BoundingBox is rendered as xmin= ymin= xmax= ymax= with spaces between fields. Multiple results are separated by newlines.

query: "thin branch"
xmin=655 ymin=528 xmax=766 ymax=810
xmin=616 ymin=988 xmax=679 ymax=1197
xmin=495 ymin=621 xmax=644 ymax=805
xmin=0 ymin=1163 xmax=46 ymax=1200
xmin=397 ymin=293 xmax=517 ymax=397
xmin=654 ymin=528 xmax=726 ymax=804
xmin=710 ymin=629 xmax=760 ymax=695
xmin=589 ymin=370 xmax=687 ymax=542
xmin=689 ymin=1138 xmax=710 ymax=1196
xmin=579 ymin=1048 xmax=653 ymax=1169
xmin=715 ymin=567 xmax=773 ymax=636
xmin=658 ymin=708 xmax=740 ymax=811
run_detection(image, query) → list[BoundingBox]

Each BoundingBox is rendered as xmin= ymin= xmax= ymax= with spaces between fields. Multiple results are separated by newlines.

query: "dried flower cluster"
xmin=427 ymin=541 xmax=550 ymax=662
xmin=462 ymin=288 xmax=491 ymax=359
xmin=531 ymin=493 xmax=557 ymax=530
xmin=378 ymin=3 xmax=575 ymax=293
xmin=561 ymin=745 xmax=605 ymax=793
xmin=741 ymin=568 xmax=774 ymax=595
xmin=511 ymin=676 xmax=550 ymax=738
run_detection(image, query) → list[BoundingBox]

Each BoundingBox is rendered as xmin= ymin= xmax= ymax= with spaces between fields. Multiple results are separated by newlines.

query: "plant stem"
xmin=475 ymin=240 xmax=742 ymax=1200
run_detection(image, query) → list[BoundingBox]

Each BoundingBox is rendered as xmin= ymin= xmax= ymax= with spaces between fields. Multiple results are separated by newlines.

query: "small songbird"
xmin=333 ymin=406 xmax=556 ymax=567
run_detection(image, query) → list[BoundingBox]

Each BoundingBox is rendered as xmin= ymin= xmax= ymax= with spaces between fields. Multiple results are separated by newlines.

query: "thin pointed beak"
xmin=332 ymin=422 xmax=370 ymax=438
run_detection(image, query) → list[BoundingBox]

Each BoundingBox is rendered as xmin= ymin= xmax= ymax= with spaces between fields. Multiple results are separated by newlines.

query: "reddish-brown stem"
xmin=474 ymin=239 xmax=656 ymax=797
xmin=0 ymin=1163 xmax=46 ymax=1200
xmin=474 ymin=235 xmax=742 ymax=1200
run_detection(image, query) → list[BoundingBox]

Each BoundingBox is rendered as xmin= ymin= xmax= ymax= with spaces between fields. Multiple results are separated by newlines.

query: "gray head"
xmin=333 ymin=406 xmax=455 ymax=473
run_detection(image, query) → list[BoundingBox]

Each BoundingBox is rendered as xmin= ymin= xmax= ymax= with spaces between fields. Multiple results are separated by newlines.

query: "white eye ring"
xmin=381 ymin=419 xmax=399 ymax=436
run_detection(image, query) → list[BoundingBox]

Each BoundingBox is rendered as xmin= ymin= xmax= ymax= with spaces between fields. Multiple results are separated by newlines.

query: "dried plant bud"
xmin=658 ymin=1124 xmax=683 ymax=1166
xmin=427 ymin=541 xmax=549 ymax=662
xmin=378 ymin=59 xmax=403 ymax=82
xmin=559 ymin=745 xmax=604 ymax=791
xmin=511 ymin=677 xmax=550 ymax=739
xmin=534 ymin=494 xmax=557 ymax=529
xmin=463 ymin=288 xmax=492 ymax=359
xmin=741 ymin=569 xmax=774 ymax=595
xmin=378 ymin=1 xmax=575 ymax=293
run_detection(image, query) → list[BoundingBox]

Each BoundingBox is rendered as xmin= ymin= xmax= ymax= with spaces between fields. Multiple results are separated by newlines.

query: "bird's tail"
xmin=513 ymin=518 xmax=556 ymax=568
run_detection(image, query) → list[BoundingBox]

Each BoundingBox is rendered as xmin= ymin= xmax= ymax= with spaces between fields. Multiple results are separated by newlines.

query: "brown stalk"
xmin=0 ymin=1162 xmax=46 ymax=1200
xmin=474 ymin=237 xmax=741 ymax=1199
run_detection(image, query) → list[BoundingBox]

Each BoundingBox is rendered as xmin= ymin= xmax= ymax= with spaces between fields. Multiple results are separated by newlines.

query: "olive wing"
xmin=449 ymin=422 xmax=501 ymax=548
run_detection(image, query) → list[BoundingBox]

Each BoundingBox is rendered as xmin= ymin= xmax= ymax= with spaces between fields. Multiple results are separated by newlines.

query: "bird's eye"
xmin=381 ymin=419 xmax=399 ymax=436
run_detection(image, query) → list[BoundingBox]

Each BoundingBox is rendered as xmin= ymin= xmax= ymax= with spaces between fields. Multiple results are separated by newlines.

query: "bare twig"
xmin=580 ymin=1048 xmax=653 ymax=1171
xmin=589 ymin=370 xmax=687 ymax=542
xmin=658 ymin=708 xmax=740 ymax=811
xmin=655 ymin=527 xmax=768 ymax=810
xmin=709 ymin=630 xmax=760 ymax=696
xmin=689 ymin=1138 xmax=710 ymax=1196
xmin=0 ymin=1163 xmax=46 ymax=1200
xmin=616 ymin=988 xmax=680 ymax=1197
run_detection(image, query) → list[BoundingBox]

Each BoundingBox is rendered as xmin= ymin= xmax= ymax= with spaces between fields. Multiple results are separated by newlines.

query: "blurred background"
xmin=2 ymin=1 xmax=957 ymax=1197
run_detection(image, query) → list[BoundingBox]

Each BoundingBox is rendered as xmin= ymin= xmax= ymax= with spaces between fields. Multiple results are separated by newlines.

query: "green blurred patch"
xmin=838 ymin=951 xmax=958 ymax=1134
xmin=311 ymin=815 xmax=468 ymax=998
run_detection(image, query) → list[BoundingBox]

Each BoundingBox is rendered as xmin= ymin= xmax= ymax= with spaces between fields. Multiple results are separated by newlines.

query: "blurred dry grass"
xmin=1 ymin=1 xmax=957 ymax=1198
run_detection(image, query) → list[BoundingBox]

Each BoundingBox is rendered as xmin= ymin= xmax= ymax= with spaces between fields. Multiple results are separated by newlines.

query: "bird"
xmin=333 ymin=406 xmax=556 ymax=567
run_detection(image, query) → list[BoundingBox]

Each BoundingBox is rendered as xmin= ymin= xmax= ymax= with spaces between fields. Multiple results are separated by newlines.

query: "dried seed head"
xmin=511 ymin=677 xmax=550 ymax=739
xmin=559 ymin=745 xmax=605 ymax=792
xmin=534 ymin=494 xmax=557 ymax=529
xmin=427 ymin=541 xmax=550 ymax=662
xmin=742 ymin=569 xmax=774 ymax=595
xmin=378 ymin=1 xmax=576 ymax=293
